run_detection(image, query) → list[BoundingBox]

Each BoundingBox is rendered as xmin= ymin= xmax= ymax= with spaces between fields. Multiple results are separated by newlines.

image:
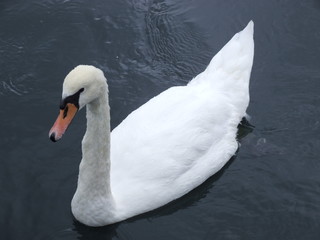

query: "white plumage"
xmin=49 ymin=21 xmax=254 ymax=226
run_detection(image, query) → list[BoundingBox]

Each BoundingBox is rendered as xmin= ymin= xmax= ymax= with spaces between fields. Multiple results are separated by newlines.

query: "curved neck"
xmin=72 ymin=84 xmax=120 ymax=226
xmin=79 ymin=91 xmax=111 ymax=194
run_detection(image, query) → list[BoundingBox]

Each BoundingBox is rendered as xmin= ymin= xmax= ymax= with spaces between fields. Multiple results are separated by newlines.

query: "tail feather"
xmin=207 ymin=20 xmax=254 ymax=78
xmin=189 ymin=21 xmax=254 ymax=115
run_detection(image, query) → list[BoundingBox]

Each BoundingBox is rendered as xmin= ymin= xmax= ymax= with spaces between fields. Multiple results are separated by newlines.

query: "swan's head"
xmin=49 ymin=65 xmax=107 ymax=142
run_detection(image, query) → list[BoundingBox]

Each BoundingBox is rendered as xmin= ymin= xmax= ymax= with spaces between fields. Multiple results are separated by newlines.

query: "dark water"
xmin=1 ymin=0 xmax=320 ymax=239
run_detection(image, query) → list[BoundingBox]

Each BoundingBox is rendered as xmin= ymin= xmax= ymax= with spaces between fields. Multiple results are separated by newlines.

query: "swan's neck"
xmin=72 ymin=88 xmax=117 ymax=226
xmin=81 ymin=93 xmax=111 ymax=193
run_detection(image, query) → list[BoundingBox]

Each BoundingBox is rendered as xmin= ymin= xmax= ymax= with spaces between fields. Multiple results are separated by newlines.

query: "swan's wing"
xmin=109 ymin=21 xmax=254 ymax=216
xmin=110 ymin=85 xmax=239 ymax=214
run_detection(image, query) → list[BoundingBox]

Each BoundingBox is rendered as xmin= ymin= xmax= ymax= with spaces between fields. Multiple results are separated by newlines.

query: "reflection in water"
xmin=72 ymin=221 xmax=119 ymax=240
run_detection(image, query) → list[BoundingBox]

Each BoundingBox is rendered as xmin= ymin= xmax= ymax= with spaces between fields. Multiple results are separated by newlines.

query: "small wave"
xmin=46 ymin=228 xmax=80 ymax=240
xmin=0 ymin=73 xmax=34 ymax=96
xmin=142 ymin=1 xmax=212 ymax=84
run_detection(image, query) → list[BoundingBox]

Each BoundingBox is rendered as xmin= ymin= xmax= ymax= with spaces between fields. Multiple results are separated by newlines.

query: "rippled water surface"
xmin=1 ymin=0 xmax=320 ymax=239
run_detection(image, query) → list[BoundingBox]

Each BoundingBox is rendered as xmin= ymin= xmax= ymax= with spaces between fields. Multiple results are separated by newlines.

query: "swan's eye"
xmin=60 ymin=88 xmax=85 ymax=110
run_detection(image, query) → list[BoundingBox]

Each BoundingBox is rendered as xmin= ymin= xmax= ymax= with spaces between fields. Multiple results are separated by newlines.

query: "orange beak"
xmin=49 ymin=103 xmax=78 ymax=142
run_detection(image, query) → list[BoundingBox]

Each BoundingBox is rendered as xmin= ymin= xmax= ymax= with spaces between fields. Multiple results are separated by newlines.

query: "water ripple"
xmin=0 ymin=73 xmax=34 ymax=96
xmin=128 ymin=0 xmax=213 ymax=87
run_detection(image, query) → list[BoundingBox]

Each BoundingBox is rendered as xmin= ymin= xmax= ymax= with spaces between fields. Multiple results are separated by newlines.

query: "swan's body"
xmin=49 ymin=21 xmax=254 ymax=226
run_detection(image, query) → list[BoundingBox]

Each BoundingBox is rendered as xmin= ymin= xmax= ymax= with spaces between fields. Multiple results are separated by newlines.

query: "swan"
xmin=49 ymin=21 xmax=254 ymax=227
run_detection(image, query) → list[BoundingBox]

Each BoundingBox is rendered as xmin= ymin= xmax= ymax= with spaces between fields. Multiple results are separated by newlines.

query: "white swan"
xmin=49 ymin=21 xmax=254 ymax=227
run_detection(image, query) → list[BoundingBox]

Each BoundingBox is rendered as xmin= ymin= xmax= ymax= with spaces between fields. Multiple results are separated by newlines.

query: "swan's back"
xmin=110 ymin=21 xmax=254 ymax=219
